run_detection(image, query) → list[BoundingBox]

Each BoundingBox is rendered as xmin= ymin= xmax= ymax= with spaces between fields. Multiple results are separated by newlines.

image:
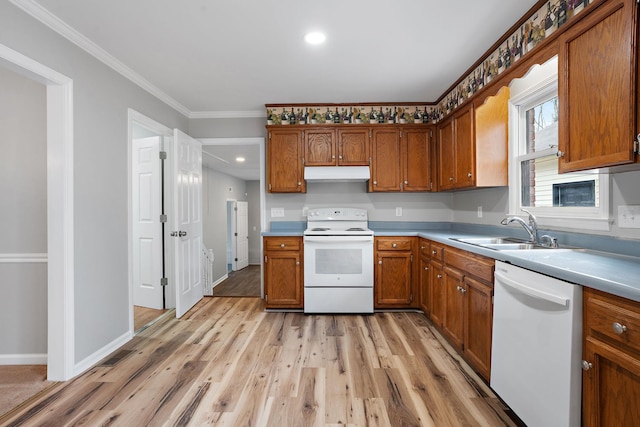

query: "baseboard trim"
xmin=73 ymin=330 xmax=132 ymax=377
xmin=211 ymin=274 xmax=229 ymax=289
xmin=0 ymin=353 xmax=47 ymax=365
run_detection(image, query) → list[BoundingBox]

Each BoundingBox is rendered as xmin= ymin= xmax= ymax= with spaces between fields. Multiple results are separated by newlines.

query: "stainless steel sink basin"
xmin=450 ymin=237 xmax=552 ymax=250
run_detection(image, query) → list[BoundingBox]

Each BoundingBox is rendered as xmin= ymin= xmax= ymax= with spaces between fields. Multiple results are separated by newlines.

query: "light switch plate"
xmin=271 ymin=207 xmax=285 ymax=218
xmin=618 ymin=205 xmax=640 ymax=228
xmin=396 ymin=207 xmax=403 ymax=216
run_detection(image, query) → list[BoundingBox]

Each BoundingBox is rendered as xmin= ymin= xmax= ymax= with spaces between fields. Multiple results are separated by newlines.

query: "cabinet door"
xmin=419 ymin=255 xmax=431 ymax=314
xmin=437 ymin=119 xmax=455 ymax=190
xmin=463 ymin=276 xmax=493 ymax=381
xmin=370 ymin=128 xmax=401 ymax=191
xmin=268 ymin=129 xmax=305 ymax=193
xmin=403 ymin=127 xmax=432 ymax=191
xmin=264 ymin=251 xmax=303 ymax=308
xmin=443 ymin=266 xmax=464 ymax=351
xmin=304 ymin=128 xmax=336 ymax=166
xmin=582 ymin=336 xmax=640 ymax=427
xmin=337 ymin=128 xmax=370 ymax=165
xmin=375 ymin=251 xmax=412 ymax=307
xmin=558 ymin=0 xmax=637 ymax=172
xmin=429 ymin=261 xmax=445 ymax=327
xmin=453 ymin=105 xmax=475 ymax=188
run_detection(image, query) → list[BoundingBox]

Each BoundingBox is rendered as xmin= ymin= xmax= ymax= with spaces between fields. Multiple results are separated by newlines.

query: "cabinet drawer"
xmin=585 ymin=288 xmax=640 ymax=353
xmin=376 ymin=237 xmax=413 ymax=251
xmin=444 ymin=247 xmax=493 ymax=283
xmin=264 ymin=237 xmax=301 ymax=251
xmin=430 ymin=243 xmax=445 ymax=262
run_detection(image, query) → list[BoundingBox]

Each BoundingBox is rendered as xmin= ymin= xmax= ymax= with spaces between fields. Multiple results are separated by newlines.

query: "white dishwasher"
xmin=491 ymin=261 xmax=582 ymax=427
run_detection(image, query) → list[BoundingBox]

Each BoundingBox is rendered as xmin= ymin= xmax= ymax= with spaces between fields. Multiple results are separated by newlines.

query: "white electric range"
xmin=303 ymin=208 xmax=374 ymax=314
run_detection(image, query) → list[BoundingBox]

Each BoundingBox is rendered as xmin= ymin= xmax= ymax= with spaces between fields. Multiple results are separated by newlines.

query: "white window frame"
xmin=508 ymin=56 xmax=611 ymax=231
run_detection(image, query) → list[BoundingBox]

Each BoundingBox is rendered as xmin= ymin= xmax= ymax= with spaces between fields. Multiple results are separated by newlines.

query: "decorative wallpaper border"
xmin=265 ymin=0 xmax=595 ymax=126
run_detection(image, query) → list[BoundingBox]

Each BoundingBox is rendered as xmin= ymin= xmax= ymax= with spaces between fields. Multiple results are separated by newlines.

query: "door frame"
xmin=0 ymin=44 xmax=75 ymax=381
xmin=127 ymin=109 xmax=175 ymax=332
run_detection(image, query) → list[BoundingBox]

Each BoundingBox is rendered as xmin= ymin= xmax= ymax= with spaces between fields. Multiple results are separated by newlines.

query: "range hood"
xmin=304 ymin=166 xmax=370 ymax=182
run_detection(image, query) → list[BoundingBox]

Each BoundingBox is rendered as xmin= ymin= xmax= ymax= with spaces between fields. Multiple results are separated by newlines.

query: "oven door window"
xmin=316 ymin=249 xmax=362 ymax=274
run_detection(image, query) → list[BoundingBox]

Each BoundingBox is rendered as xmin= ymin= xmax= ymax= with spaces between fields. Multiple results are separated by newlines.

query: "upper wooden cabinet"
xmin=558 ymin=0 xmax=639 ymax=172
xmin=267 ymin=128 xmax=305 ymax=193
xmin=437 ymin=89 xmax=509 ymax=191
xmin=370 ymin=126 xmax=434 ymax=192
xmin=303 ymin=127 xmax=370 ymax=166
xmin=370 ymin=128 xmax=402 ymax=192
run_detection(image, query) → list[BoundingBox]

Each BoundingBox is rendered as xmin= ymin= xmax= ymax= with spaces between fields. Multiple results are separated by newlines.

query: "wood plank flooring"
xmin=212 ymin=265 xmax=261 ymax=297
xmin=0 ymin=297 xmax=520 ymax=426
xmin=134 ymin=305 xmax=169 ymax=332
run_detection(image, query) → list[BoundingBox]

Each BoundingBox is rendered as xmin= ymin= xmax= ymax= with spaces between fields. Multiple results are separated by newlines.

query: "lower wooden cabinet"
xmin=582 ymin=288 xmax=640 ymax=426
xmin=374 ymin=236 xmax=416 ymax=308
xmin=263 ymin=236 xmax=303 ymax=309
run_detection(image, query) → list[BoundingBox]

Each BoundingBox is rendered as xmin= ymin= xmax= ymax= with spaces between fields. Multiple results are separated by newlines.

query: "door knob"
xmin=171 ymin=231 xmax=187 ymax=237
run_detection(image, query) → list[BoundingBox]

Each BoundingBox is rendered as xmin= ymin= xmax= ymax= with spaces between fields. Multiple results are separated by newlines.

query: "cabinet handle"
xmin=392 ymin=243 xmax=397 ymax=248
xmin=467 ymin=172 xmax=472 ymax=178
xmin=373 ymin=180 xmax=377 ymax=185
xmin=421 ymin=246 xmax=426 ymax=250
xmin=296 ymin=261 xmax=300 ymax=265
xmin=432 ymin=250 xmax=437 ymax=255
xmin=582 ymin=360 xmax=593 ymax=371
xmin=613 ymin=322 xmax=628 ymax=335
xmin=378 ymin=260 xmax=382 ymax=265
xmin=404 ymin=180 xmax=408 ymax=184
xmin=556 ymin=150 xmax=565 ymax=158
xmin=449 ymin=177 xmax=454 ymax=181
xmin=280 ymin=243 xmax=285 ymax=248
xmin=297 ymin=182 xmax=301 ymax=186
xmin=437 ymin=274 xmax=442 ymax=279
xmin=332 ymin=155 xmax=335 ymax=159
xmin=338 ymin=155 xmax=342 ymax=160
xmin=424 ymin=267 xmax=429 ymax=271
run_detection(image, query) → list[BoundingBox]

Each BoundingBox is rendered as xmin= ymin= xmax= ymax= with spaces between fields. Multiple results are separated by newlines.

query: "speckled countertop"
xmin=263 ymin=221 xmax=640 ymax=303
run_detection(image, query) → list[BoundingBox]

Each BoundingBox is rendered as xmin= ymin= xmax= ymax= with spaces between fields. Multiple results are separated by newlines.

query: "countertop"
xmin=263 ymin=221 xmax=640 ymax=303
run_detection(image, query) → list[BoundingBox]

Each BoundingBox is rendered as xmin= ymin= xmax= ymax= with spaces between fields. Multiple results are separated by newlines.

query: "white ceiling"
xmin=31 ymin=0 xmax=538 ymax=115
xmin=24 ymin=0 xmax=539 ymax=181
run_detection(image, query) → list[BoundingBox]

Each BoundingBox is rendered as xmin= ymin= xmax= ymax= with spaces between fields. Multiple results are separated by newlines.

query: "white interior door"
xmin=235 ymin=201 xmax=249 ymax=270
xmin=132 ymin=136 xmax=163 ymax=309
xmin=173 ymin=129 xmax=203 ymax=318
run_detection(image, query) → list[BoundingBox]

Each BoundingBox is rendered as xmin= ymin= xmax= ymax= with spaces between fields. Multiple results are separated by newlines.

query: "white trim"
xmin=127 ymin=109 xmax=175 ymax=336
xmin=9 ymin=0 xmax=190 ymax=118
xmin=211 ymin=273 xmax=229 ymax=289
xmin=73 ymin=331 xmax=132 ymax=377
xmin=190 ymin=110 xmax=266 ymax=119
xmin=0 ymin=353 xmax=48 ymax=365
xmin=0 ymin=253 xmax=48 ymax=263
xmin=0 ymin=42 xmax=75 ymax=381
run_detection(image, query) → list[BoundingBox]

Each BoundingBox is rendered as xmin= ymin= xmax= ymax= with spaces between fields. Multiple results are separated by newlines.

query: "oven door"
xmin=303 ymin=235 xmax=374 ymax=288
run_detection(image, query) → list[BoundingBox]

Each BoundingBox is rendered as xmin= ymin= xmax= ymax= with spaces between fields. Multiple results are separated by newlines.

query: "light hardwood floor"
xmin=1 ymin=297 xmax=520 ymax=426
xmin=212 ymin=265 xmax=261 ymax=297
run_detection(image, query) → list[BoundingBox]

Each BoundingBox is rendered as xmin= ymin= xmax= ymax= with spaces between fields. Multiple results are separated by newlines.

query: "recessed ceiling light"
xmin=304 ymin=32 xmax=326 ymax=45
xmin=235 ymin=156 xmax=245 ymax=162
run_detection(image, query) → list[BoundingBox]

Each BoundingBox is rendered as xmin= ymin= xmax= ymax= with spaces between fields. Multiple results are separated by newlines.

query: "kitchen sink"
xmin=450 ymin=237 xmax=553 ymax=250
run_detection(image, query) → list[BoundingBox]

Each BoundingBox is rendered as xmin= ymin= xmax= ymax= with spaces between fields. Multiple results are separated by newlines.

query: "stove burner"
xmin=311 ymin=227 xmax=330 ymax=231
xmin=346 ymin=227 xmax=365 ymax=231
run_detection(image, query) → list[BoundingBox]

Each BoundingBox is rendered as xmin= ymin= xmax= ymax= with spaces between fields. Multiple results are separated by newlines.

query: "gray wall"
xmin=1 ymin=2 xmax=189 ymax=363
xmin=0 ymin=66 xmax=47 ymax=356
xmin=246 ymin=181 xmax=262 ymax=264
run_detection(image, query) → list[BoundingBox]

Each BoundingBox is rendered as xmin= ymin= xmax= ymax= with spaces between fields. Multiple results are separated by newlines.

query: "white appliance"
xmin=491 ymin=261 xmax=582 ymax=427
xmin=303 ymin=208 xmax=374 ymax=313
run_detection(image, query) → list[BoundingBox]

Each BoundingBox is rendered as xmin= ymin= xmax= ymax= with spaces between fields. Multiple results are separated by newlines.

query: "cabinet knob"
xmin=424 ymin=266 xmax=429 ymax=271
xmin=582 ymin=360 xmax=593 ymax=371
xmin=392 ymin=243 xmax=397 ymax=248
xmin=437 ymin=274 xmax=442 ymax=279
xmin=421 ymin=246 xmax=426 ymax=250
xmin=378 ymin=260 xmax=382 ymax=265
xmin=613 ymin=322 xmax=628 ymax=335
xmin=296 ymin=261 xmax=300 ymax=265
xmin=432 ymin=250 xmax=437 ymax=255
xmin=404 ymin=180 xmax=408 ymax=184
xmin=467 ymin=172 xmax=472 ymax=178
xmin=338 ymin=155 xmax=342 ymax=160
xmin=297 ymin=182 xmax=301 ymax=186
xmin=449 ymin=177 xmax=454 ymax=181
xmin=332 ymin=155 xmax=335 ymax=159
xmin=373 ymin=180 xmax=377 ymax=185
xmin=280 ymin=243 xmax=285 ymax=248
xmin=556 ymin=150 xmax=565 ymax=158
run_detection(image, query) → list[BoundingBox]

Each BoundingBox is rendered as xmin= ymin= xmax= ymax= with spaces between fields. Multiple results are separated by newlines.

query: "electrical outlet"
xmin=271 ymin=207 xmax=285 ymax=218
xmin=302 ymin=207 xmax=309 ymax=216
xmin=477 ymin=206 xmax=483 ymax=218
xmin=618 ymin=205 xmax=640 ymax=228
xmin=396 ymin=207 xmax=403 ymax=217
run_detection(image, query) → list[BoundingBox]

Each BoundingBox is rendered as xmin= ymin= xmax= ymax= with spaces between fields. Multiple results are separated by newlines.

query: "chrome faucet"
xmin=500 ymin=209 xmax=538 ymax=243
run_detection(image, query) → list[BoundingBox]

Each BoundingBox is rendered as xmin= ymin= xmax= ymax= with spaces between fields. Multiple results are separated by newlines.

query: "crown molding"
xmin=189 ymin=110 xmax=267 ymax=119
xmin=10 ymin=0 xmax=191 ymax=118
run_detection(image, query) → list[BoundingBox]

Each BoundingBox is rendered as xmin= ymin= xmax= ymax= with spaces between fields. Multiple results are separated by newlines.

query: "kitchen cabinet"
xmin=263 ymin=237 xmax=303 ymax=308
xmin=267 ymin=128 xmax=305 ymax=193
xmin=402 ymin=127 xmax=433 ymax=191
xmin=370 ymin=128 xmax=402 ymax=192
xmin=582 ymin=287 xmax=640 ymax=426
xmin=436 ymin=89 xmax=509 ymax=191
xmin=428 ymin=242 xmax=446 ymax=328
xmin=303 ymin=127 xmax=370 ymax=166
xmin=436 ymin=245 xmax=494 ymax=380
xmin=558 ymin=0 xmax=639 ymax=172
xmin=418 ymin=239 xmax=431 ymax=314
xmin=374 ymin=236 xmax=415 ymax=308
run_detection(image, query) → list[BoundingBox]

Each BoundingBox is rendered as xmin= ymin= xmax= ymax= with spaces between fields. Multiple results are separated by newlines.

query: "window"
xmin=508 ymin=57 xmax=610 ymax=230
